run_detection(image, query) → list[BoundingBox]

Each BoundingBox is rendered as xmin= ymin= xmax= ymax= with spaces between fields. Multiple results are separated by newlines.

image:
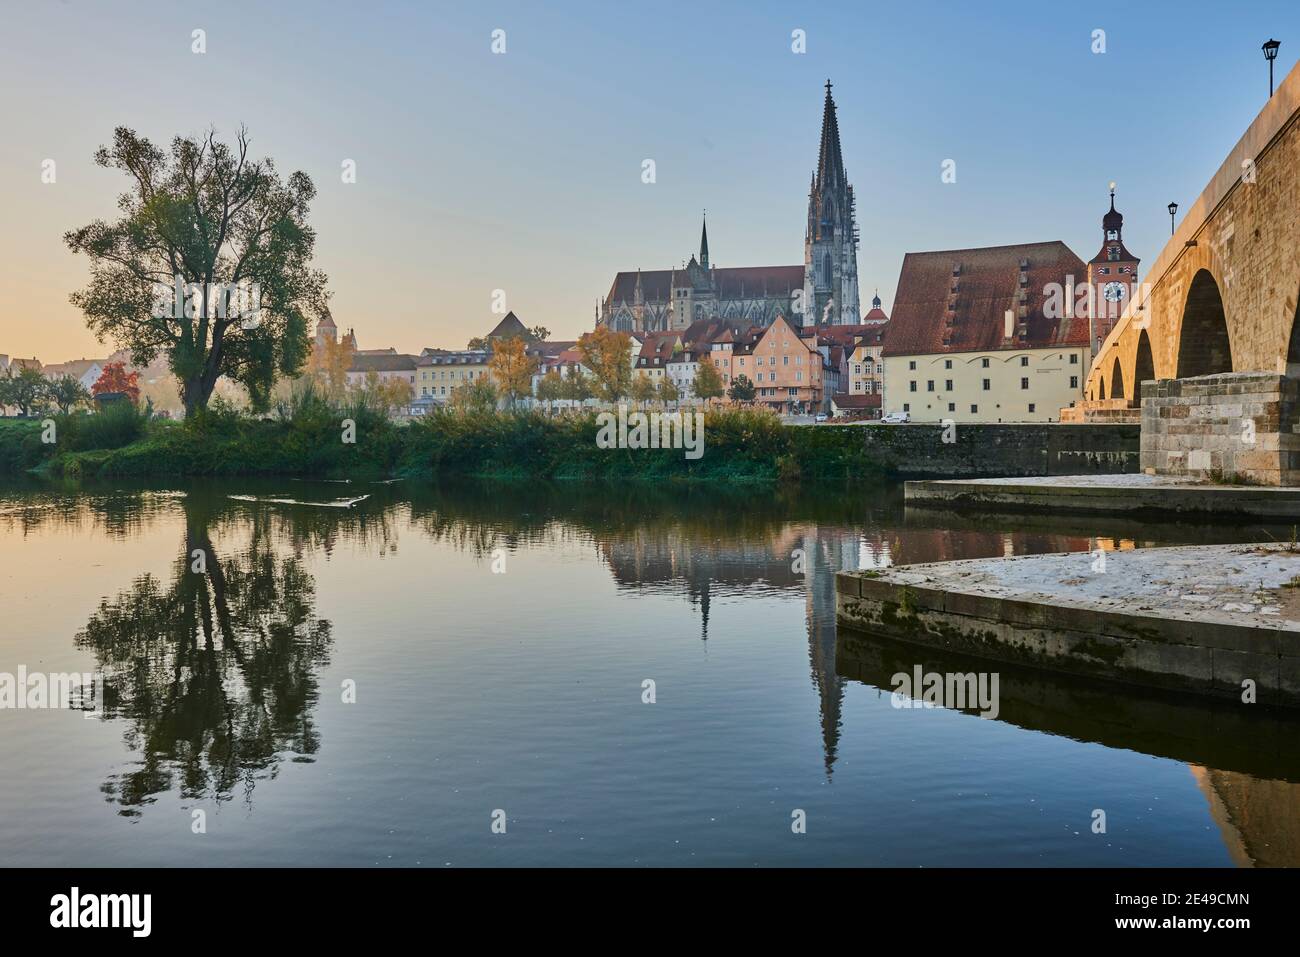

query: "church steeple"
xmin=699 ymin=212 xmax=709 ymax=269
xmin=816 ymin=80 xmax=844 ymax=191
xmin=803 ymin=80 xmax=860 ymax=326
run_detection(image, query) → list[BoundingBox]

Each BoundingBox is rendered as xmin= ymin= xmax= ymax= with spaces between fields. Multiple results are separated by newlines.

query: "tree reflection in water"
xmin=75 ymin=489 xmax=332 ymax=816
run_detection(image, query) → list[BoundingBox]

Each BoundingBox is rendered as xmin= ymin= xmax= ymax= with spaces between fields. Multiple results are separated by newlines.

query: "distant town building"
xmin=882 ymin=240 xmax=1093 ymax=423
xmin=1086 ymin=186 xmax=1140 ymax=355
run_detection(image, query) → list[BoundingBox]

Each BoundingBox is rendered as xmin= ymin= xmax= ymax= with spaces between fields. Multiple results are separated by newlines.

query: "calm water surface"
xmin=1 ymin=477 xmax=1297 ymax=867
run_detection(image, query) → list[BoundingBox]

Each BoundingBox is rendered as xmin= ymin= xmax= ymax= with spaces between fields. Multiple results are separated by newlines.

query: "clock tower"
xmin=1086 ymin=184 xmax=1140 ymax=354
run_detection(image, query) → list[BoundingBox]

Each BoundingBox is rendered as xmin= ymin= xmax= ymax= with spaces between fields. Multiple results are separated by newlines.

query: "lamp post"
xmin=1168 ymin=202 xmax=1178 ymax=236
xmin=1263 ymin=39 xmax=1281 ymax=97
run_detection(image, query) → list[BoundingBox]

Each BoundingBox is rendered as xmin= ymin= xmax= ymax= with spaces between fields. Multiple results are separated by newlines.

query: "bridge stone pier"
xmin=1071 ymin=61 xmax=1300 ymax=485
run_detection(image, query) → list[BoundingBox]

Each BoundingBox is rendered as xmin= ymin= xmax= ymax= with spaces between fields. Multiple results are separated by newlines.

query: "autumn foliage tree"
xmin=577 ymin=326 xmax=632 ymax=404
xmin=92 ymin=361 xmax=141 ymax=404
xmin=692 ymin=360 xmax=725 ymax=404
xmin=488 ymin=336 xmax=538 ymax=408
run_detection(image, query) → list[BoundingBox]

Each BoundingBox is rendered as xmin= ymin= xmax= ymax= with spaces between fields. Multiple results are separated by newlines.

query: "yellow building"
xmin=416 ymin=349 xmax=491 ymax=402
xmin=881 ymin=241 xmax=1093 ymax=423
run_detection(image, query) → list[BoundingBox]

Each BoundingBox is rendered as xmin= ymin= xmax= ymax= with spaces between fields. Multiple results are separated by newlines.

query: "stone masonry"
xmin=1140 ymin=371 xmax=1300 ymax=485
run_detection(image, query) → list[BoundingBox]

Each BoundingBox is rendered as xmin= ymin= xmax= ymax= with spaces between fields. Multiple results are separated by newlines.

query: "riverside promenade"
xmin=835 ymin=542 xmax=1300 ymax=708
xmin=904 ymin=473 xmax=1300 ymax=519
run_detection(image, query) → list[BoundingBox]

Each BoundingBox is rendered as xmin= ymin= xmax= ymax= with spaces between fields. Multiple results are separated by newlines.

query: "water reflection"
xmin=4 ymin=477 xmax=1298 ymax=863
xmin=73 ymin=489 xmax=333 ymax=815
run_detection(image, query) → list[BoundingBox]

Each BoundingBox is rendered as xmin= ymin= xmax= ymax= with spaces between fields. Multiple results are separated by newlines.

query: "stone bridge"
xmin=1077 ymin=61 xmax=1300 ymax=483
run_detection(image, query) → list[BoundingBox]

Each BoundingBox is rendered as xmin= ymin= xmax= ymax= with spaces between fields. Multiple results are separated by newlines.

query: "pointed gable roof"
xmin=486 ymin=311 xmax=533 ymax=340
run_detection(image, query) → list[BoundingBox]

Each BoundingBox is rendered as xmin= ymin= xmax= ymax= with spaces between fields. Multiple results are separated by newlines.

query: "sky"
xmin=0 ymin=0 xmax=1296 ymax=362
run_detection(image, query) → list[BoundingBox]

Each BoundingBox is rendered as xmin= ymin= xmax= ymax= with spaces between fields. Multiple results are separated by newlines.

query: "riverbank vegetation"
xmin=0 ymin=387 xmax=881 ymax=483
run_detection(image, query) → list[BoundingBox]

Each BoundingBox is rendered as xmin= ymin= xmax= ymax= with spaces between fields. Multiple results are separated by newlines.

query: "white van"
xmin=880 ymin=411 xmax=910 ymax=424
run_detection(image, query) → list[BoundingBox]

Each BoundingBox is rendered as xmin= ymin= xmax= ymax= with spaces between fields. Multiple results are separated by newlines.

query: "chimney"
xmin=1003 ymin=309 xmax=1015 ymax=340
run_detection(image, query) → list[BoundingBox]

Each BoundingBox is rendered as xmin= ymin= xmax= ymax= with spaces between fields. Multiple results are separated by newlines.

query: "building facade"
xmin=882 ymin=240 xmax=1093 ymax=423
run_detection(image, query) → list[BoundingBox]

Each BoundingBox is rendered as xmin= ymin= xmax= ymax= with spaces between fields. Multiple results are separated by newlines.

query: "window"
xmin=1028 ymin=404 xmax=1036 ymax=413
xmin=1070 ymin=376 xmax=1079 ymax=388
xmin=1020 ymin=377 xmax=1029 ymax=389
xmin=981 ymin=357 xmax=990 ymax=368
xmin=908 ymin=360 xmax=917 ymax=370
xmin=945 ymin=379 xmax=953 ymax=391
xmin=854 ymin=364 xmax=861 ymax=374
xmin=785 ymin=356 xmax=790 ymax=366
xmin=926 ymin=380 xmax=934 ymax=392
xmin=944 ymin=359 xmax=952 ymax=369
xmin=1069 ymin=353 xmax=1079 ymax=365
xmin=903 ymin=403 xmax=910 ymax=412
xmin=982 ymin=379 xmax=990 ymax=390
xmin=796 ymin=372 xmax=802 ymax=381
xmin=948 ymin=403 xmax=955 ymax=412
xmin=970 ymin=404 xmax=978 ymax=413
xmin=1106 ymin=229 xmax=1118 ymax=241
xmin=1020 ymin=356 xmax=1029 ymax=367
xmin=909 ymin=381 xmax=917 ymax=392
xmin=788 ymin=387 xmax=798 ymax=397
xmin=1108 ymin=246 xmax=1120 ymax=261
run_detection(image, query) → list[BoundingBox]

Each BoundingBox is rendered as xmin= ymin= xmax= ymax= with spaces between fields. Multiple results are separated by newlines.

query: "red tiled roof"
xmin=882 ymin=241 xmax=1090 ymax=357
xmin=863 ymin=307 xmax=888 ymax=322
xmin=832 ymin=393 xmax=881 ymax=409
xmin=606 ymin=265 xmax=804 ymax=303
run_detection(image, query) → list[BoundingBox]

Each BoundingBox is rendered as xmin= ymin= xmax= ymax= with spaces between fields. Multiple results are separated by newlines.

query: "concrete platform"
xmin=835 ymin=542 xmax=1300 ymax=708
xmin=905 ymin=472 xmax=1300 ymax=519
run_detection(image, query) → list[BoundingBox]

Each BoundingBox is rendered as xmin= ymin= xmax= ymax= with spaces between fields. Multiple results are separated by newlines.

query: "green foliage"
xmin=0 ymin=397 xmax=888 ymax=484
xmin=64 ymin=127 xmax=328 ymax=416
xmin=57 ymin=401 xmax=148 ymax=452
xmin=727 ymin=373 xmax=756 ymax=402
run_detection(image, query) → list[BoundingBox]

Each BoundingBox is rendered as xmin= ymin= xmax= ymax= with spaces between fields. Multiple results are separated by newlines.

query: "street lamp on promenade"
xmin=1168 ymin=202 xmax=1178 ymax=236
xmin=1263 ymin=39 xmax=1281 ymax=97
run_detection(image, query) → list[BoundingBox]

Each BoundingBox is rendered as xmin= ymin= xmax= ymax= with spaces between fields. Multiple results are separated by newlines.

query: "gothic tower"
xmin=803 ymin=81 xmax=860 ymax=326
xmin=1086 ymin=184 xmax=1140 ymax=352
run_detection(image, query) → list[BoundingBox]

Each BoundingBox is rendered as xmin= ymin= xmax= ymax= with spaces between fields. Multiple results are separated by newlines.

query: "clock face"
xmin=1103 ymin=281 xmax=1126 ymax=302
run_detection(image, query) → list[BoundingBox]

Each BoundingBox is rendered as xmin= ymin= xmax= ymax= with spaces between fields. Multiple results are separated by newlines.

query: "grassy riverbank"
xmin=0 ymin=402 xmax=882 ymax=483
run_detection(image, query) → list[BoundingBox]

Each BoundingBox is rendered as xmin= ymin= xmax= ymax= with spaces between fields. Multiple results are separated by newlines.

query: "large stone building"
xmin=599 ymin=81 xmax=865 ymax=334
xmin=882 ymin=240 xmax=1094 ymax=423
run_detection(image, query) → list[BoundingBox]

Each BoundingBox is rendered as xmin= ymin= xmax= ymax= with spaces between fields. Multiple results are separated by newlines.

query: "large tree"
xmin=47 ymin=374 xmax=91 ymax=414
xmin=488 ymin=335 xmax=538 ymax=408
xmin=577 ymin=326 xmax=632 ymax=403
xmin=0 ymin=367 xmax=50 ymax=417
xmin=65 ymin=127 xmax=329 ymax=417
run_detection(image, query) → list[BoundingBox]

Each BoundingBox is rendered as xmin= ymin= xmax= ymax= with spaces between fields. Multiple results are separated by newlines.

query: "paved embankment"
xmin=905 ymin=473 xmax=1300 ymax=519
xmin=835 ymin=542 xmax=1300 ymax=707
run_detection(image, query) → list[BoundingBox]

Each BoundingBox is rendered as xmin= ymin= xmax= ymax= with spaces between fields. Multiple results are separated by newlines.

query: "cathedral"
xmin=600 ymin=81 xmax=862 ymax=333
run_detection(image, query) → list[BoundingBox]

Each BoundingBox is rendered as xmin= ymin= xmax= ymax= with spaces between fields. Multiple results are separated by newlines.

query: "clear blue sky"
xmin=1 ymin=0 xmax=1296 ymax=359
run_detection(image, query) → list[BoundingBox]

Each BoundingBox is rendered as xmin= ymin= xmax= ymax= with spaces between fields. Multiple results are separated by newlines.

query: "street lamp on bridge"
xmin=1263 ymin=39 xmax=1281 ymax=97
xmin=1168 ymin=201 xmax=1178 ymax=236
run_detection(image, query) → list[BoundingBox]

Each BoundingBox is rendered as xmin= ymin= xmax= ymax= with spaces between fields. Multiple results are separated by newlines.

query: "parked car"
xmin=814 ymin=412 xmax=828 ymax=423
xmin=881 ymin=411 xmax=910 ymax=424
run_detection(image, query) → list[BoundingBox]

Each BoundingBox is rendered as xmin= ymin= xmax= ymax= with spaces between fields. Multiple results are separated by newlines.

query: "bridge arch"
xmin=1286 ymin=284 xmax=1300 ymax=376
xmin=1133 ymin=329 xmax=1155 ymax=404
xmin=1175 ymin=269 xmax=1232 ymax=378
xmin=1110 ymin=357 xmax=1125 ymax=400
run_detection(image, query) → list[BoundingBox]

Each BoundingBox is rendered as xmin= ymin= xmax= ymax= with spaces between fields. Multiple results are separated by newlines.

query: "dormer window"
xmin=1107 ymin=246 xmax=1120 ymax=261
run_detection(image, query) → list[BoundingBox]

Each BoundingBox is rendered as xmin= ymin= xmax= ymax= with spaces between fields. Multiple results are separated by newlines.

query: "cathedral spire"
xmin=699 ymin=211 xmax=709 ymax=269
xmin=816 ymin=79 xmax=844 ymax=190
